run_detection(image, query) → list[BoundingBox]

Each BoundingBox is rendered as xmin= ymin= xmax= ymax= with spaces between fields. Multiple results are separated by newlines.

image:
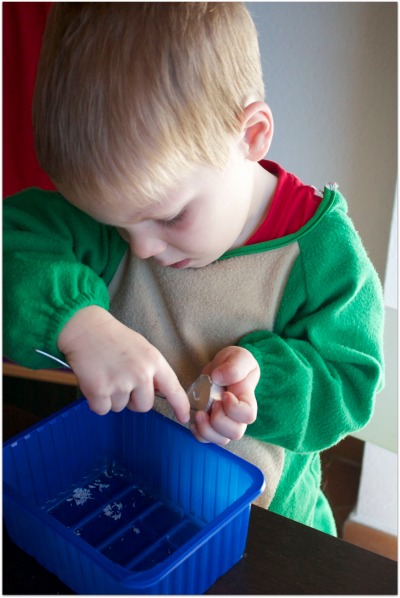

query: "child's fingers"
xmin=110 ymin=392 xmax=131 ymax=412
xmin=205 ymin=346 xmax=260 ymax=387
xmin=154 ymin=368 xmax=191 ymax=424
xmin=85 ymin=395 xmax=112 ymax=416
xmin=217 ymin=363 xmax=259 ymax=425
xmin=209 ymin=398 xmax=249 ymax=440
xmin=190 ymin=400 xmax=250 ymax=445
xmin=190 ymin=410 xmax=232 ymax=446
xmin=212 ymin=358 xmax=257 ymax=387
xmin=79 ymin=374 xmax=114 ymax=414
xmin=127 ymin=379 xmax=158 ymax=413
xmin=220 ymin=389 xmax=258 ymax=425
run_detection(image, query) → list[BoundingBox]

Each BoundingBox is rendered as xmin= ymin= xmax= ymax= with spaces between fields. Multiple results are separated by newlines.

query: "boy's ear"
xmin=241 ymin=101 xmax=274 ymax=162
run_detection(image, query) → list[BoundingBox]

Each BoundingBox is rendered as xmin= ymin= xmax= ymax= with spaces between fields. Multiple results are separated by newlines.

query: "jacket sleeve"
xmin=3 ymin=188 xmax=127 ymax=368
xmin=239 ymin=193 xmax=385 ymax=453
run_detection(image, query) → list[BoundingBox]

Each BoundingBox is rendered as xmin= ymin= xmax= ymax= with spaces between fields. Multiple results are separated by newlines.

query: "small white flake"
xmin=68 ymin=487 xmax=93 ymax=506
xmin=133 ymin=526 xmax=140 ymax=534
xmin=103 ymin=502 xmax=124 ymax=521
xmin=90 ymin=479 xmax=110 ymax=492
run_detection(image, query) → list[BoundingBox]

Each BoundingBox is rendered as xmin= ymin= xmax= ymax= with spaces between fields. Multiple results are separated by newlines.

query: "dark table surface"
xmin=3 ymin=503 xmax=397 ymax=595
xmin=3 ymin=391 xmax=398 ymax=595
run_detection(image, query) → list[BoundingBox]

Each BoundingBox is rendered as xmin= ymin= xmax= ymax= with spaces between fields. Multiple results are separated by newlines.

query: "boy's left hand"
xmin=190 ymin=346 xmax=259 ymax=446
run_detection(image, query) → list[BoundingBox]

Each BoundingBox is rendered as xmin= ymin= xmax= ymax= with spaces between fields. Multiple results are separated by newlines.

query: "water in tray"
xmin=48 ymin=466 xmax=132 ymax=528
xmin=75 ymin=486 xmax=154 ymax=547
xmin=47 ymin=463 xmax=205 ymax=571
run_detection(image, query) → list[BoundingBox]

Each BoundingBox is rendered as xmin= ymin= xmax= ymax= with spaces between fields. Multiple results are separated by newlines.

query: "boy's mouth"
xmin=168 ymin=259 xmax=191 ymax=269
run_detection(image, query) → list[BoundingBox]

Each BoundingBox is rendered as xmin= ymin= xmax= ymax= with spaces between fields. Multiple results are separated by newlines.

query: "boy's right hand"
xmin=57 ymin=305 xmax=190 ymax=423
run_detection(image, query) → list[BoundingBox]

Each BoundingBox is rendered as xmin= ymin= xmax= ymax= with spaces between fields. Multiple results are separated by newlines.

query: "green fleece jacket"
xmin=3 ymin=183 xmax=384 ymax=535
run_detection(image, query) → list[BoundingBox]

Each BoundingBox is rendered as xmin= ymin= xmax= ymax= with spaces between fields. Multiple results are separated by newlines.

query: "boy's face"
xmin=72 ymin=142 xmax=262 ymax=268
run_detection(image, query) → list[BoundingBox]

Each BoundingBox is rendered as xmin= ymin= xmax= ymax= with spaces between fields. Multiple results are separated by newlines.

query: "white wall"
xmin=351 ymin=442 xmax=397 ymax=537
xmin=247 ymin=4 xmax=398 ymax=539
xmin=384 ymin=190 xmax=398 ymax=309
xmin=247 ymin=2 xmax=397 ymax=283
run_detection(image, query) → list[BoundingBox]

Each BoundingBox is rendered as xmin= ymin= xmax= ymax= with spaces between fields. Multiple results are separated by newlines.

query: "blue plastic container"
xmin=3 ymin=398 xmax=265 ymax=594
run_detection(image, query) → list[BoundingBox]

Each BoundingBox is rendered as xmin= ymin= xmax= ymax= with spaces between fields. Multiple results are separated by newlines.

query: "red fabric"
xmin=245 ymin=160 xmax=322 ymax=245
xmin=3 ymin=2 xmax=54 ymax=198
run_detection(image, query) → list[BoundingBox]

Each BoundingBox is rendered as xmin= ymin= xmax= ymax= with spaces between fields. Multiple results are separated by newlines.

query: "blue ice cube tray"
xmin=3 ymin=397 xmax=265 ymax=594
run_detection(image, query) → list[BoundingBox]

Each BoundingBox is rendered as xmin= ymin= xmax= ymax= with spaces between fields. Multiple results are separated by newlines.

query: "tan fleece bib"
xmin=109 ymin=244 xmax=299 ymax=508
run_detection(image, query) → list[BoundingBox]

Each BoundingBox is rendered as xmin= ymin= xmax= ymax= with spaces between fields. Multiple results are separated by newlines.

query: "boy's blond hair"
xmin=33 ymin=3 xmax=264 ymax=207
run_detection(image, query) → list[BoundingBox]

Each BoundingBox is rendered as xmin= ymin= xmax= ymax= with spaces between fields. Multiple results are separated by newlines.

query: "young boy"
xmin=3 ymin=3 xmax=384 ymax=536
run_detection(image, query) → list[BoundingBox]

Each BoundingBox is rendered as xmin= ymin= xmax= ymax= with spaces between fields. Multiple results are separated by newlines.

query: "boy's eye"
xmin=160 ymin=209 xmax=186 ymax=227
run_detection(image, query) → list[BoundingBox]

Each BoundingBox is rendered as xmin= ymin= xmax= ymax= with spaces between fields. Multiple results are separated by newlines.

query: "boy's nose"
xmin=128 ymin=227 xmax=167 ymax=260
